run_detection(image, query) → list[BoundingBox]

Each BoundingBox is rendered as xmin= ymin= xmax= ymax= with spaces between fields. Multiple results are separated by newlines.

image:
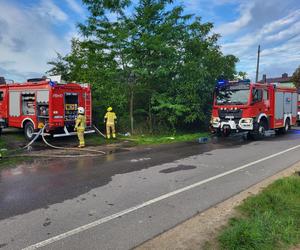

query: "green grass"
xmin=0 ymin=133 xmax=32 ymax=169
xmin=84 ymin=132 xmax=209 ymax=146
xmin=124 ymin=132 xmax=209 ymax=145
xmin=0 ymin=137 xmax=6 ymax=148
xmin=218 ymin=176 xmax=300 ymax=250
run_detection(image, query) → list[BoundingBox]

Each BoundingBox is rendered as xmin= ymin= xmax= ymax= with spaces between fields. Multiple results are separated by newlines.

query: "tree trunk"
xmin=148 ymin=100 xmax=153 ymax=134
xmin=130 ymin=88 xmax=134 ymax=135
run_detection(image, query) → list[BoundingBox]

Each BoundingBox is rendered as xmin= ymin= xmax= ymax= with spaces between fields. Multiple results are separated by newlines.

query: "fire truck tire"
xmin=253 ymin=121 xmax=267 ymax=140
xmin=24 ymin=122 xmax=35 ymax=141
xmin=280 ymin=119 xmax=290 ymax=134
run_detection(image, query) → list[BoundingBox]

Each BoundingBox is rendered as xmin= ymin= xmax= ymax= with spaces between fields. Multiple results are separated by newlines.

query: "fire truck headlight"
xmin=241 ymin=118 xmax=253 ymax=124
xmin=211 ymin=117 xmax=220 ymax=123
xmin=53 ymin=111 xmax=58 ymax=114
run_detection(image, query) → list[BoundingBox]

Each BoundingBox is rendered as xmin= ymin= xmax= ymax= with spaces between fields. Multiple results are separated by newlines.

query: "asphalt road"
xmin=1 ymin=129 xmax=300 ymax=249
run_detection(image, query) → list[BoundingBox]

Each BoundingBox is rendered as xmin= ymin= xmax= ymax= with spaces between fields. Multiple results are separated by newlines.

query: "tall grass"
xmin=219 ymin=176 xmax=300 ymax=250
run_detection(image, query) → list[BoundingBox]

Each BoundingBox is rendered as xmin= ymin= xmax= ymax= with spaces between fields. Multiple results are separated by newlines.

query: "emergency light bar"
xmin=216 ymin=79 xmax=229 ymax=88
xmin=216 ymin=79 xmax=251 ymax=90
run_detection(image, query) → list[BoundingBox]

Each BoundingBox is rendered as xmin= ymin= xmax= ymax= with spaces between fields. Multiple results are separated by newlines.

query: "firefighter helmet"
xmin=107 ymin=107 xmax=113 ymax=112
xmin=78 ymin=107 xmax=85 ymax=114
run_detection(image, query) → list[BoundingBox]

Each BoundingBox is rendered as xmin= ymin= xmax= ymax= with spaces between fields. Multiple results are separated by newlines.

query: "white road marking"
xmin=130 ymin=157 xmax=151 ymax=162
xmin=23 ymin=144 xmax=300 ymax=250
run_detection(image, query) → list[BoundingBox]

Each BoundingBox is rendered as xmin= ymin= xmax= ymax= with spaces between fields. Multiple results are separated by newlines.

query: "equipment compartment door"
xmin=283 ymin=92 xmax=292 ymax=114
xmin=275 ymin=91 xmax=284 ymax=127
xmin=0 ymin=90 xmax=5 ymax=118
xmin=65 ymin=93 xmax=78 ymax=122
xmin=9 ymin=91 xmax=21 ymax=117
xmin=292 ymin=93 xmax=297 ymax=117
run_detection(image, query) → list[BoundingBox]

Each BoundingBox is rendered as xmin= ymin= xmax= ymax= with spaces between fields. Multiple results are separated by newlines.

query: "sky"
xmin=0 ymin=0 xmax=299 ymax=82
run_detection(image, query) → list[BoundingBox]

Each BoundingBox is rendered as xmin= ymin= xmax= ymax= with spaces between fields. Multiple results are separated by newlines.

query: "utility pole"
xmin=255 ymin=45 xmax=260 ymax=82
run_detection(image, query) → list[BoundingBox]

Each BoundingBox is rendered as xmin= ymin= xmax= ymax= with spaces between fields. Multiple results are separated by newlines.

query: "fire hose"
xmin=40 ymin=124 xmax=106 ymax=154
xmin=6 ymin=124 xmax=106 ymax=159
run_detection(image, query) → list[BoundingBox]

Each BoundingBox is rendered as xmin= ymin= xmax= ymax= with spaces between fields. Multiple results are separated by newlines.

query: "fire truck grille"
xmin=218 ymin=109 xmax=243 ymax=119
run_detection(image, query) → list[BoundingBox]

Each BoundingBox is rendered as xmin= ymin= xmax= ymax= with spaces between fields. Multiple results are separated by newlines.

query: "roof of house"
xmin=258 ymin=73 xmax=293 ymax=84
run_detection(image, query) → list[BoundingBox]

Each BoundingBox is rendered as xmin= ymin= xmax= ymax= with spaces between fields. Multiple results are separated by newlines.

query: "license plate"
xmin=225 ymin=116 xmax=234 ymax=119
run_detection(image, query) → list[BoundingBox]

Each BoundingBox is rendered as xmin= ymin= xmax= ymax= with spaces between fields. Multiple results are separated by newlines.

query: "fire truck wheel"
xmin=281 ymin=119 xmax=290 ymax=134
xmin=24 ymin=122 xmax=35 ymax=141
xmin=254 ymin=121 xmax=267 ymax=140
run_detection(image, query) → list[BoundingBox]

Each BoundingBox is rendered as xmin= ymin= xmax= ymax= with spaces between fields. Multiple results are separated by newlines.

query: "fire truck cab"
xmin=0 ymin=77 xmax=93 ymax=140
xmin=210 ymin=79 xmax=298 ymax=138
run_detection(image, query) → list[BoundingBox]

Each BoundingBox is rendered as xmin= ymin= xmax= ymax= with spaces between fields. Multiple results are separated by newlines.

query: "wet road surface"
xmin=1 ymin=130 xmax=300 ymax=249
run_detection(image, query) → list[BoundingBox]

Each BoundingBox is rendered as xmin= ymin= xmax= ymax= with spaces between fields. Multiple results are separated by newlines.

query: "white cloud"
xmin=264 ymin=21 xmax=300 ymax=42
xmin=0 ymin=1 xmax=72 ymax=81
xmin=219 ymin=5 xmax=300 ymax=80
xmin=65 ymin=0 xmax=85 ymax=17
xmin=262 ymin=9 xmax=300 ymax=35
xmin=214 ymin=2 xmax=254 ymax=36
xmin=38 ymin=0 xmax=68 ymax=22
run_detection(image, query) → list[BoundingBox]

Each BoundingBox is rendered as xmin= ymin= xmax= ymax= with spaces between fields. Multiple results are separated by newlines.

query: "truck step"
xmin=265 ymin=130 xmax=275 ymax=137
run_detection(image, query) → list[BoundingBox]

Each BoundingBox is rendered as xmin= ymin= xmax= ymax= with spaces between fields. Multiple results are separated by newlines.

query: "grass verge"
xmin=0 ymin=134 xmax=30 ymax=169
xmin=218 ymin=176 xmax=300 ymax=250
xmin=124 ymin=132 xmax=209 ymax=145
xmin=84 ymin=132 xmax=209 ymax=146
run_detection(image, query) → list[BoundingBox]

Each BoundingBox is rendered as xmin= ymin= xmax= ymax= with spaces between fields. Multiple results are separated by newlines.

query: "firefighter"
xmin=74 ymin=107 xmax=86 ymax=148
xmin=104 ymin=107 xmax=117 ymax=139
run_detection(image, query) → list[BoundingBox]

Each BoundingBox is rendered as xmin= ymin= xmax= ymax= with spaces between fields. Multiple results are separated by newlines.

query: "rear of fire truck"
xmin=44 ymin=82 xmax=93 ymax=138
xmin=0 ymin=77 xmax=94 ymax=140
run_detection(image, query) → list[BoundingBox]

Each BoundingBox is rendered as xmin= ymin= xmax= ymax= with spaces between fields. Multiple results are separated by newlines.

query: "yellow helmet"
xmin=107 ymin=107 xmax=113 ymax=112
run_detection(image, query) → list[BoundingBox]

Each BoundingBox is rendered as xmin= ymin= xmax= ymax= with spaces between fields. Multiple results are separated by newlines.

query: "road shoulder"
xmin=135 ymin=161 xmax=300 ymax=250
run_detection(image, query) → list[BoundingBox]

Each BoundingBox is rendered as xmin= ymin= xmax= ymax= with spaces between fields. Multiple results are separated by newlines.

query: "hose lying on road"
xmin=41 ymin=124 xmax=106 ymax=155
xmin=23 ymin=129 xmax=43 ymax=150
xmin=4 ymin=125 xmax=106 ymax=159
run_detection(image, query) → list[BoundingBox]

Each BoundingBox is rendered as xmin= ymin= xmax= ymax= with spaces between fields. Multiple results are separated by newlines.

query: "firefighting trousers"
xmin=77 ymin=130 xmax=85 ymax=147
xmin=106 ymin=123 xmax=116 ymax=139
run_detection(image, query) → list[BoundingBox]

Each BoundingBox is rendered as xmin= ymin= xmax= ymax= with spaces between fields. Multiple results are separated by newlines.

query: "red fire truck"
xmin=0 ymin=77 xmax=93 ymax=140
xmin=210 ymin=79 xmax=298 ymax=138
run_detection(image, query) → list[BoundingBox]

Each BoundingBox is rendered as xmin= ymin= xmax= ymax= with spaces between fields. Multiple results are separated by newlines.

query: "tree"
xmin=47 ymin=0 xmax=238 ymax=134
xmin=292 ymin=65 xmax=300 ymax=88
xmin=47 ymin=53 xmax=71 ymax=81
xmin=236 ymin=71 xmax=247 ymax=80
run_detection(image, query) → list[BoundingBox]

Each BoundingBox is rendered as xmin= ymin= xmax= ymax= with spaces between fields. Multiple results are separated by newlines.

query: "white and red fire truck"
xmin=210 ymin=79 xmax=298 ymax=138
xmin=0 ymin=77 xmax=93 ymax=140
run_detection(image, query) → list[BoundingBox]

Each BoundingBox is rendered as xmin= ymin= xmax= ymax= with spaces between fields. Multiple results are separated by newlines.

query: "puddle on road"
xmin=2 ymin=129 xmax=300 ymax=219
xmin=160 ymin=164 xmax=197 ymax=173
xmin=0 ymin=243 xmax=8 ymax=249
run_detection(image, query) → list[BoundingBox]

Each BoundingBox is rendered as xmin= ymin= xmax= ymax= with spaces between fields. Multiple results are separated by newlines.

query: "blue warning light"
xmin=216 ymin=79 xmax=229 ymax=88
xmin=49 ymin=81 xmax=56 ymax=87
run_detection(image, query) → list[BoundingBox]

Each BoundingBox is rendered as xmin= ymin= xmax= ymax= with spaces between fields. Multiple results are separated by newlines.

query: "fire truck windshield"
xmin=216 ymin=88 xmax=250 ymax=105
